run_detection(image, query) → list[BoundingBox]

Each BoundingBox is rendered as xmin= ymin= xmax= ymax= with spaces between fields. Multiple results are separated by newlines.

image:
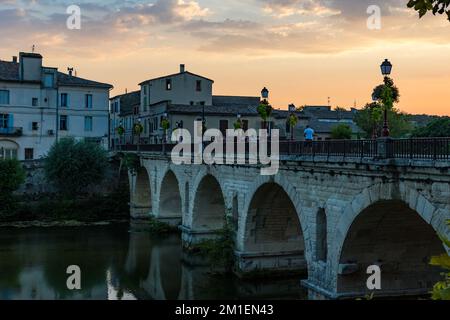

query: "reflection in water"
xmin=0 ymin=223 xmax=306 ymax=300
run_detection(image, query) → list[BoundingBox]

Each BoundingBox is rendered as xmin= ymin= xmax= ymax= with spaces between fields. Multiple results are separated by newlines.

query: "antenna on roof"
xmin=125 ymin=88 xmax=128 ymax=94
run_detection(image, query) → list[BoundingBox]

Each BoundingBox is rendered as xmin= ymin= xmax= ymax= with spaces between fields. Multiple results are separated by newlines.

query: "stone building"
xmin=0 ymin=52 xmax=113 ymax=160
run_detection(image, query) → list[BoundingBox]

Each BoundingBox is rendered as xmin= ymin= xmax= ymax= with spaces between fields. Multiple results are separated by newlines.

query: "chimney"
xmin=68 ymin=67 xmax=74 ymax=76
xmin=12 ymin=56 xmax=17 ymax=63
xmin=180 ymin=64 xmax=185 ymax=73
xmin=19 ymin=52 xmax=43 ymax=81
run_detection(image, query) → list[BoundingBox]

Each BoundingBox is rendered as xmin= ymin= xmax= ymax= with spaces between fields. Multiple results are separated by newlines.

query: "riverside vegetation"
xmin=0 ymin=138 xmax=129 ymax=224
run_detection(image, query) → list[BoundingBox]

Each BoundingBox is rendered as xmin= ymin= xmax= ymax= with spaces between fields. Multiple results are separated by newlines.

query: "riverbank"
xmin=0 ymin=219 xmax=129 ymax=228
xmin=0 ymin=186 xmax=130 ymax=225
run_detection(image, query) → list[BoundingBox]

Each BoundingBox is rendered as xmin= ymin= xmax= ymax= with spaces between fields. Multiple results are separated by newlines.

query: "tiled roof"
xmin=303 ymin=108 xmax=356 ymax=120
xmin=57 ymin=72 xmax=112 ymax=88
xmin=0 ymin=60 xmax=112 ymax=88
xmin=0 ymin=61 xmax=20 ymax=82
xmin=139 ymin=71 xmax=214 ymax=85
xmin=168 ymin=104 xmax=259 ymax=116
xmin=307 ymin=119 xmax=363 ymax=134
xmin=212 ymin=95 xmax=260 ymax=106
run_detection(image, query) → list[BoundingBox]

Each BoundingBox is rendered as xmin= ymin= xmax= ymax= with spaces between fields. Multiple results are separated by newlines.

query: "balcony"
xmin=0 ymin=127 xmax=23 ymax=137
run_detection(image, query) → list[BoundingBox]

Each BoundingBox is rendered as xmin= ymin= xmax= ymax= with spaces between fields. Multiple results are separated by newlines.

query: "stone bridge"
xmin=123 ymin=141 xmax=450 ymax=299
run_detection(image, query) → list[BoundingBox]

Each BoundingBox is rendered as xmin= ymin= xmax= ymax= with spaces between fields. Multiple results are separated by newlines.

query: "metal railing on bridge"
xmin=114 ymin=137 xmax=450 ymax=161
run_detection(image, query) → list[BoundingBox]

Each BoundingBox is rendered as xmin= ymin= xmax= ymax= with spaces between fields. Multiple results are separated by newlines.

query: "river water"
xmin=0 ymin=223 xmax=307 ymax=300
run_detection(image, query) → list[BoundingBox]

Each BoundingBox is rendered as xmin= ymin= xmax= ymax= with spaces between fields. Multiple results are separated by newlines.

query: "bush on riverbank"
xmin=44 ymin=137 xmax=108 ymax=196
xmin=2 ymin=185 xmax=130 ymax=223
xmin=191 ymin=219 xmax=236 ymax=272
xmin=0 ymin=159 xmax=26 ymax=218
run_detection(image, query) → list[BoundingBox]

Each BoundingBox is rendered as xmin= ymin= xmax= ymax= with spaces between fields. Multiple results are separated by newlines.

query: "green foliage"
xmin=355 ymin=100 xmax=412 ymax=138
xmin=288 ymin=114 xmax=298 ymax=128
xmin=257 ymin=100 xmax=273 ymax=121
xmin=0 ymin=159 xmax=25 ymax=215
xmin=44 ymin=137 xmax=108 ymax=195
xmin=161 ymin=118 xmax=170 ymax=131
xmin=407 ymin=0 xmax=450 ymax=20
xmin=234 ymin=119 xmax=243 ymax=130
xmin=412 ymin=117 xmax=450 ymax=137
xmin=147 ymin=216 xmax=179 ymax=234
xmin=430 ymin=220 xmax=450 ymax=300
xmin=133 ymin=123 xmax=144 ymax=135
xmin=117 ymin=126 xmax=125 ymax=136
xmin=195 ymin=219 xmax=236 ymax=272
xmin=372 ymin=77 xmax=400 ymax=104
xmin=121 ymin=153 xmax=140 ymax=175
xmin=331 ymin=124 xmax=353 ymax=140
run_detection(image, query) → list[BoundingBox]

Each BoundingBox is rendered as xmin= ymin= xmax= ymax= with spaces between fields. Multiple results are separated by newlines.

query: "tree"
xmin=412 ymin=117 xmax=450 ymax=137
xmin=0 ymin=159 xmax=25 ymax=214
xmin=257 ymin=99 xmax=273 ymax=129
xmin=407 ymin=0 xmax=450 ymax=21
xmin=372 ymin=77 xmax=400 ymax=103
xmin=44 ymin=137 xmax=108 ymax=195
xmin=331 ymin=124 xmax=353 ymax=139
xmin=354 ymin=103 xmax=413 ymax=138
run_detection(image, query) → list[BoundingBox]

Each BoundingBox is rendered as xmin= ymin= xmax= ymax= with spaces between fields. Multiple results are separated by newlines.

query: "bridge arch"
xmin=238 ymin=176 xmax=312 ymax=274
xmin=158 ymin=170 xmax=182 ymax=222
xmin=190 ymin=173 xmax=227 ymax=232
xmin=331 ymin=183 xmax=449 ymax=297
xmin=131 ymin=166 xmax=152 ymax=218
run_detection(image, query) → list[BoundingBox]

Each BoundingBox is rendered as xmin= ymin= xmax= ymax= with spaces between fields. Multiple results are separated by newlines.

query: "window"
xmin=32 ymin=98 xmax=38 ymax=107
xmin=242 ymin=120 xmax=249 ymax=131
xmin=1 ymin=148 xmax=17 ymax=160
xmin=32 ymin=122 xmax=39 ymax=131
xmin=166 ymin=79 xmax=172 ymax=91
xmin=85 ymin=94 xmax=93 ymax=109
xmin=61 ymin=93 xmax=68 ymax=107
xmin=84 ymin=116 xmax=93 ymax=132
xmin=0 ymin=114 xmax=8 ymax=128
xmin=60 ymin=115 xmax=68 ymax=131
xmin=190 ymin=101 xmax=194 ymax=106
xmin=219 ymin=120 xmax=229 ymax=136
xmin=0 ymin=90 xmax=9 ymax=104
xmin=114 ymin=101 xmax=119 ymax=113
xmin=43 ymin=73 xmax=54 ymax=88
xmin=25 ymin=148 xmax=34 ymax=160
xmin=199 ymin=101 xmax=205 ymax=106
xmin=196 ymin=80 xmax=202 ymax=92
xmin=143 ymin=85 xmax=147 ymax=95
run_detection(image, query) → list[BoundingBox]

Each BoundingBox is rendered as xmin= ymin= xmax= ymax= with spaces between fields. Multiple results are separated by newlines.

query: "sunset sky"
xmin=1 ymin=0 xmax=449 ymax=115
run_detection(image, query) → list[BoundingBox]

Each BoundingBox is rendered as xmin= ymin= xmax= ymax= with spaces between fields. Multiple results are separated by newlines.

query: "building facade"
xmin=0 ymin=52 xmax=113 ymax=160
xmin=110 ymin=64 xmax=363 ymax=146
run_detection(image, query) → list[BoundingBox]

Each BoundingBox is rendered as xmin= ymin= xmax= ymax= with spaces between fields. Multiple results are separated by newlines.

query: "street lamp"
xmin=261 ymin=87 xmax=269 ymax=100
xmin=137 ymin=117 xmax=142 ymax=152
xmin=380 ymin=59 xmax=392 ymax=137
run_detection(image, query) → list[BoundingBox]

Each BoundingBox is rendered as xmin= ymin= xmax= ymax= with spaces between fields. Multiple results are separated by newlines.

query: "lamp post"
xmin=260 ymin=87 xmax=270 ymax=133
xmin=137 ymin=117 xmax=142 ymax=152
xmin=380 ymin=59 xmax=393 ymax=137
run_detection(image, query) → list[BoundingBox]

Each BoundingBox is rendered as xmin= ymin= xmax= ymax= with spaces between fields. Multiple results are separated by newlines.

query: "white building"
xmin=0 ymin=52 xmax=113 ymax=160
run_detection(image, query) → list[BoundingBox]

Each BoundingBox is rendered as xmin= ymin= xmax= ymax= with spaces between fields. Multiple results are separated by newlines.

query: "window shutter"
xmin=8 ymin=114 xmax=14 ymax=129
xmin=67 ymin=94 xmax=70 ymax=108
xmin=66 ymin=116 xmax=69 ymax=130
